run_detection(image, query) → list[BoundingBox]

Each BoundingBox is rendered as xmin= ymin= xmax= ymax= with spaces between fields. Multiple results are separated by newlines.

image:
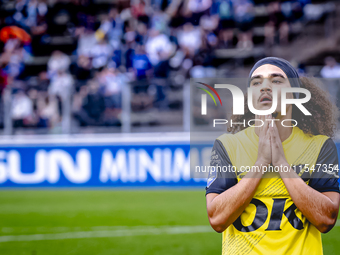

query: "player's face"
xmin=250 ymin=64 xmax=293 ymax=115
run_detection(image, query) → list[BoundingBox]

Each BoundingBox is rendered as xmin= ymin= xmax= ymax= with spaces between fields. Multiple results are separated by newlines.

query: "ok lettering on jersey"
xmin=233 ymin=198 xmax=303 ymax=232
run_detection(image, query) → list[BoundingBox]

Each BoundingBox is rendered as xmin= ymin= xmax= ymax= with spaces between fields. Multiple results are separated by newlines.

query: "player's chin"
xmin=256 ymin=103 xmax=273 ymax=111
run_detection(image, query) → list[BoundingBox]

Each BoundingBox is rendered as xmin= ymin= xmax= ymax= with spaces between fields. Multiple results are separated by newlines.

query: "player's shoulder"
xmin=215 ymin=128 xmax=252 ymax=150
xmin=216 ymin=133 xmax=233 ymax=144
xmin=294 ymin=128 xmax=338 ymax=160
xmin=315 ymin=136 xmax=337 ymax=156
xmin=295 ymin=127 xmax=330 ymax=146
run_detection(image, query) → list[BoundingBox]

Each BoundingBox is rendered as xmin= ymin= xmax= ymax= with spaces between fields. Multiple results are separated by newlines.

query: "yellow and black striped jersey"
xmin=206 ymin=126 xmax=340 ymax=255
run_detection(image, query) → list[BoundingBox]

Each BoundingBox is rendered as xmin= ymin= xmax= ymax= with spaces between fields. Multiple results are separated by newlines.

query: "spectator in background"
xmin=211 ymin=0 xmax=234 ymax=48
xmin=28 ymin=71 xmax=50 ymax=92
xmin=196 ymin=31 xmax=218 ymax=68
xmin=145 ymin=28 xmax=174 ymax=66
xmin=320 ymin=56 xmax=340 ymax=106
xmin=321 ymin=57 xmax=340 ymax=78
xmin=185 ymin=0 xmax=213 ymax=26
xmin=36 ymin=71 xmax=50 ymax=91
xmin=104 ymin=8 xmax=124 ymax=69
xmin=72 ymin=85 xmax=88 ymax=120
xmin=7 ymin=48 xmax=25 ymax=79
xmin=97 ymin=14 xmax=113 ymax=37
xmin=76 ymin=27 xmax=97 ymax=57
xmin=48 ymin=70 xmax=74 ymax=100
xmin=47 ymin=51 xmax=71 ymax=78
xmin=177 ymin=23 xmax=202 ymax=57
xmin=132 ymin=44 xmax=153 ymax=80
xmin=37 ymin=93 xmax=60 ymax=128
xmin=1 ymin=39 xmax=27 ymax=79
xmin=96 ymin=11 xmax=123 ymax=65
xmin=13 ymin=0 xmax=48 ymax=30
xmin=131 ymin=0 xmax=148 ymax=19
xmin=11 ymin=89 xmax=33 ymax=128
xmin=264 ymin=1 xmax=289 ymax=46
xmin=150 ymin=8 xmax=170 ymax=33
xmin=99 ymin=65 xmax=122 ymax=109
xmin=131 ymin=44 xmax=153 ymax=96
xmin=26 ymin=88 xmax=55 ymax=128
xmin=135 ymin=22 xmax=148 ymax=45
xmin=124 ymin=31 xmax=137 ymax=71
xmin=98 ymin=65 xmax=124 ymax=125
xmin=233 ymin=0 xmax=254 ymax=50
xmin=25 ymin=0 xmax=48 ymax=56
xmin=107 ymin=7 xmax=124 ymax=49
xmin=74 ymin=80 xmax=106 ymax=126
xmin=28 ymin=0 xmax=48 ymax=32
xmin=90 ymin=36 xmax=113 ymax=70
xmin=72 ymin=55 xmax=92 ymax=88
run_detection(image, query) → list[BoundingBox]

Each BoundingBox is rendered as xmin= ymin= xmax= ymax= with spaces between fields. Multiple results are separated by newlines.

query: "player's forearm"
xmin=207 ymin=162 xmax=264 ymax=233
xmin=280 ymin=165 xmax=338 ymax=233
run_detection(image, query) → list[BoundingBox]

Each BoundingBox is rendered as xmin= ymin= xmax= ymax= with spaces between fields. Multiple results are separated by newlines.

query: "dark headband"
xmin=248 ymin=57 xmax=301 ymax=99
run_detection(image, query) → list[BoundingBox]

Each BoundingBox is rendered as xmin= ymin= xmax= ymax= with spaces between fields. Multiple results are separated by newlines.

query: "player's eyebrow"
xmin=269 ymin=73 xmax=286 ymax=79
xmin=250 ymin=75 xmax=262 ymax=82
xmin=250 ymin=73 xmax=286 ymax=81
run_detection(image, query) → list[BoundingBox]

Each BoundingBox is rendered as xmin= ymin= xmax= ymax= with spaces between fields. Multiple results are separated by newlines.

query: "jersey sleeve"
xmin=205 ymin=139 xmax=238 ymax=195
xmin=308 ymin=138 xmax=340 ymax=193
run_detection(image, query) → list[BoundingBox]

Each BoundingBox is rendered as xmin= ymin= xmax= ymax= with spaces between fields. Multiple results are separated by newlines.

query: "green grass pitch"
xmin=0 ymin=190 xmax=339 ymax=255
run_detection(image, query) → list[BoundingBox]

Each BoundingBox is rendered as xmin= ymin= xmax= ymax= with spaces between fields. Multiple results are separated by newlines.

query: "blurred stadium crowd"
xmin=0 ymin=0 xmax=339 ymax=134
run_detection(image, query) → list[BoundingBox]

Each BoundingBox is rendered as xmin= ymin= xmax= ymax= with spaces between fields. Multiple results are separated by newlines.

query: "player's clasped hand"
xmin=269 ymin=115 xmax=289 ymax=167
xmin=255 ymin=114 xmax=272 ymax=168
xmin=255 ymin=114 xmax=289 ymax=173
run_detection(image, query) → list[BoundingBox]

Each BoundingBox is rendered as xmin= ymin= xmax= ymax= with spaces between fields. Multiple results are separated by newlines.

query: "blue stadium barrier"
xmin=0 ymin=133 xmax=209 ymax=188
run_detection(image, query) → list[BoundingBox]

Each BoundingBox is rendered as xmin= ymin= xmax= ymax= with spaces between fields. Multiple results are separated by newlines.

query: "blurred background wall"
xmin=0 ymin=0 xmax=340 ymax=187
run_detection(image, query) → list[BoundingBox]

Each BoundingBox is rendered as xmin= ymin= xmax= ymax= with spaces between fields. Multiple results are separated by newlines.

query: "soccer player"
xmin=205 ymin=57 xmax=340 ymax=254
